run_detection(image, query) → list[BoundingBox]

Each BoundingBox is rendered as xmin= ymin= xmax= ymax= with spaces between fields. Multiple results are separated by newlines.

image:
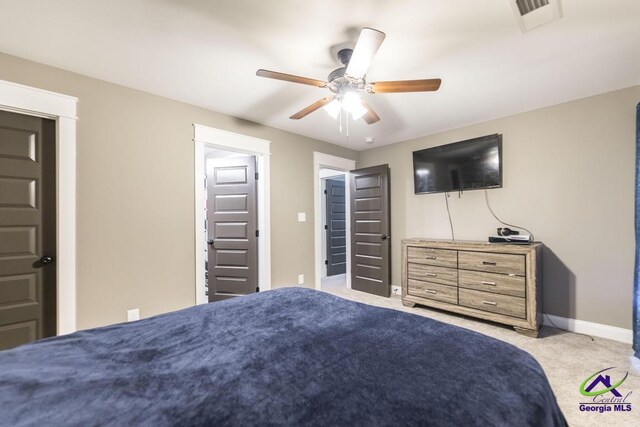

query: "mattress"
xmin=0 ymin=287 xmax=566 ymax=426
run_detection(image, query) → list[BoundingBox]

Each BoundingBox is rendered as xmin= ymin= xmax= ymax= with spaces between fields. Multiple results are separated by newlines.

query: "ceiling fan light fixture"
xmin=342 ymin=91 xmax=367 ymax=119
xmin=323 ymin=98 xmax=341 ymax=119
xmin=350 ymin=103 xmax=368 ymax=120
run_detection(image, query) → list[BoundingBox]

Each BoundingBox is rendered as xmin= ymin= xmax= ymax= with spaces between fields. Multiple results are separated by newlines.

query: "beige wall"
xmin=2 ymin=49 xmax=636 ymax=331
xmin=358 ymin=85 xmax=640 ymax=329
xmin=0 ymin=52 xmax=356 ymax=330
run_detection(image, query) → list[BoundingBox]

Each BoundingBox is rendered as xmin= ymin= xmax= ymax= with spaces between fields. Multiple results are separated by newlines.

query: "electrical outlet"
xmin=391 ymin=286 xmax=401 ymax=296
xmin=298 ymin=274 xmax=304 ymax=284
xmin=297 ymin=212 xmax=306 ymax=222
xmin=127 ymin=308 xmax=140 ymax=322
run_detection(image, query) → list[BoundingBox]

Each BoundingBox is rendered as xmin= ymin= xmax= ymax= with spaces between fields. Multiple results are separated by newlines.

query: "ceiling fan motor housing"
xmin=337 ymin=48 xmax=353 ymax=66
xmin=327 ymin=48 xmax=368 ymax=94
xmin=328 ymin=67 xmax=347 ymax=83
xmin=328 ymin=48 xmax=354 ymax=84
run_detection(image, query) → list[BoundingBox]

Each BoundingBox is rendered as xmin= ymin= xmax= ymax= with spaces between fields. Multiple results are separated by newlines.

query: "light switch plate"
xmin=298 ymin=274 xmax=304 ymax=284
xmin=298 ymin=212 xmax=306 ymax=222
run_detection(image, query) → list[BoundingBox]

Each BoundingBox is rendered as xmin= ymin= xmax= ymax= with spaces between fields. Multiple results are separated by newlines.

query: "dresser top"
xmin=402 ymin=238 xmax=542 ymax=254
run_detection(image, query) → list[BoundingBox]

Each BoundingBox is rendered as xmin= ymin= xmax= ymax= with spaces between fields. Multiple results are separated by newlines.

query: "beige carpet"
xmin=320 ymin=274 xmax=640 ymax=426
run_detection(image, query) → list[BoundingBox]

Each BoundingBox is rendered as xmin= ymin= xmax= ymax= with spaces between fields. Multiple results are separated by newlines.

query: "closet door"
xmin=206 ymin=156 xmax=258 ymax=301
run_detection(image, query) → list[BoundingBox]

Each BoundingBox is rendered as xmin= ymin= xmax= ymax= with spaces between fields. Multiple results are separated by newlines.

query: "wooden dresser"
xmin=401 ymin=239 xmax=543 ymax=337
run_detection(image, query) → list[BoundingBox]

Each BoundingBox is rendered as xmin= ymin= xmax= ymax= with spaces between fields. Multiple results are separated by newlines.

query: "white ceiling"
xmin=1 ymin=0 xmax=639 ymax=150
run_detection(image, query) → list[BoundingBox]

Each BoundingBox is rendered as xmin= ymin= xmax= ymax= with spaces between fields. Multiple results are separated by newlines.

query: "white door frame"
xmin=313 ymin=152 xmax=356 ymax=290
xmin=0 ymin=79 xmax=78 ymax=335
xmin=193 ymin=124 xmax=271 ymax=305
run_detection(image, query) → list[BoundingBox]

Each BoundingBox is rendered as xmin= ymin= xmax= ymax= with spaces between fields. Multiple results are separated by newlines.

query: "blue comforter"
xmin=0 ymin=288 xmax=565 ymax=426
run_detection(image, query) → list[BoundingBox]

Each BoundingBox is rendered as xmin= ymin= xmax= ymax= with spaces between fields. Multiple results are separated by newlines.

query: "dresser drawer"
xmin=408 ymin=263 xmax=458 ymax=287
xmin=407 ymin=247 xmax=457 ymax=268
xmin=408 ymin=279 xmax=457 ymax=305
xmin=458 ymin=251 xmax=525 ymax=276
xmin=458 ymin=270 xmax=525 ymax=297
xmin=459 ymin=289 xmax=526 ymax=318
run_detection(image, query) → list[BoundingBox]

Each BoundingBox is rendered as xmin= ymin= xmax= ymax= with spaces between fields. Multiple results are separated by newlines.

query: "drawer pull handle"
xmin=425 ymin=273 xmax=437 ymax=277
xmin=481 ymin=281 xmax=496 ymax=286
xmin=482 ymin=261 xmax=497 ymax=266
xmin=482 ymin=300 xmax=497 ymax=306
xmin=425 ymin=256 xmax=437 ymax=260
xmin=425 ymin=290 xmax=437 ymax=294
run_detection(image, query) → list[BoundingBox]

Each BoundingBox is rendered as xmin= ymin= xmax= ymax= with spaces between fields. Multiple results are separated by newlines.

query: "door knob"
xmin=40 ymin=256 xmax=54 ymax=265
xmin=381 ymin=234 xmax=389 ymax=240
xmin=207 ymin=239 xmax=214 ymax=246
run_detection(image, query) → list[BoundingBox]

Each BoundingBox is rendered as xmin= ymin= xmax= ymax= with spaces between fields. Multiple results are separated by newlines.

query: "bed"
xmin=0 ymin=288 xmax=566 ymax=426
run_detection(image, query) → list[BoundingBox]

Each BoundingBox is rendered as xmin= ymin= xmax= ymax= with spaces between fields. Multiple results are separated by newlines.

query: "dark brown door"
xmin=350 ymin=164 xmax=390 ymax=297
xmin=0 ymin=110 xmax=56 ymax=350
xmin=206 ymin=156 xmax=258 ymax=302
xmin=326 ymin=178 xmax=346 ymax=276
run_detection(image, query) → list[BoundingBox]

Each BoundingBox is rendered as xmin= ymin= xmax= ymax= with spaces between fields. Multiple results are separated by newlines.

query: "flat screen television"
xmin=412 ymin=134 xmax=502 ymax=195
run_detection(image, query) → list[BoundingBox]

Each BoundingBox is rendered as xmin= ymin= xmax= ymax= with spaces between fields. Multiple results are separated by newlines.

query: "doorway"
xmin=314 ymin=154 xmax=392 ymax=298
xmin=0 ymin=78 xmax=77 ymax=337
xmin=0 ymin=110 xmax=57 ymax=350
xmin=314 ymin=152 xmax=356 ymax=292
xmin=320 ymin=169 xmax=347 ymax=292
xmin=193 ymin=125 xmax=271 ymax=305
xmin=205 ymin=148 xmax=258 ymax=301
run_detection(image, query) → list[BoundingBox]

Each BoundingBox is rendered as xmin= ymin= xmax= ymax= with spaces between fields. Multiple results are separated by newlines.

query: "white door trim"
xmin=0 ymin=79 xmax=78 ymax=335
xmin=313 ymin=152 xmax=356 ymax=291
xmin=193 ymin=124 xmax=271 ymax=305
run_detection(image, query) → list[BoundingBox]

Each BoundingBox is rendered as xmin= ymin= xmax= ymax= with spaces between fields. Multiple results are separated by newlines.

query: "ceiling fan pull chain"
xmin=346 ymin=112 xmax=350 ymax=138
xmin=346 ymin=113 xmax=350 ymax=144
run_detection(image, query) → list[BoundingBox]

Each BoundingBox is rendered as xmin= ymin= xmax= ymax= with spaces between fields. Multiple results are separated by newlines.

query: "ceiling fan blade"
xmin=345 ymin=28 xmax=386 ymax=80
xmin=290 ymin=96 xmax=335 ymax=120
xmin=256 ymin=69 xmax=326 ymax=87
xmin=370 ymin=79 xmax=442 ymax=93
xmin=360 ymin=98 xmax=380 ymax=124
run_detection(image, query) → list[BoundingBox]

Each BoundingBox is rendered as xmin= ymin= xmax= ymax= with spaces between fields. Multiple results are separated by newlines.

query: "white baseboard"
xmin=543 ymin=314 xmax=633 ymax=344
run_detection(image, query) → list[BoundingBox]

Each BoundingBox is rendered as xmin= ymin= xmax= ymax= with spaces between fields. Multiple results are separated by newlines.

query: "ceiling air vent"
xmin=515 ymin=0 xmax=549 ymax=16
xmin=509 ymin=0 xmax=562 ymax=32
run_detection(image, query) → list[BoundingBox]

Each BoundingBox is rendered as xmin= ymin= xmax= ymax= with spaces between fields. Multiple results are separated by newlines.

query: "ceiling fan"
xmin=256 ymin=27 xmax=441 ymax=124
